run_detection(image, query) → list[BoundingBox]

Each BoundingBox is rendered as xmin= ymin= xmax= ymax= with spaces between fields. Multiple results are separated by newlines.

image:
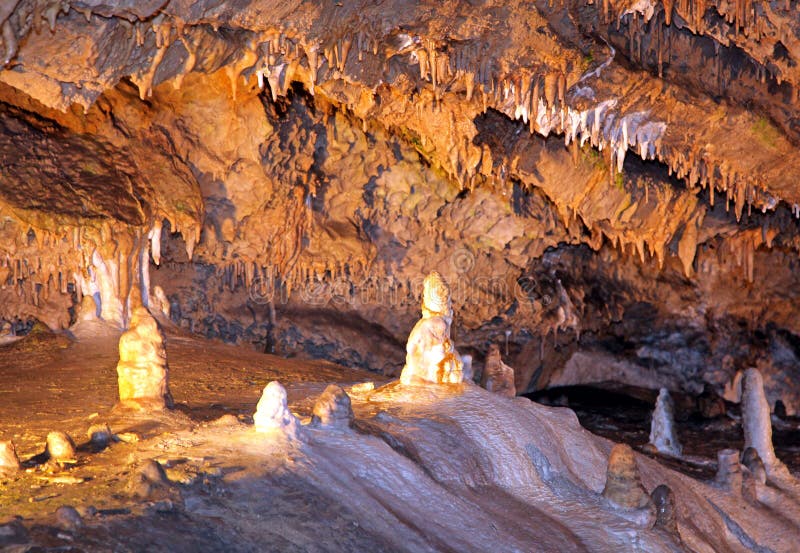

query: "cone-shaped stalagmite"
xmin=400 ymin=271 xmax=465 ymax=385
xmin=649 ymin=388 xmax=682 ymax=456
xmin=0 ymin=441 xmax=20 ymax=473
xmin=116 ymin=307 xmax=173 ymax=410
xmin=311 ymin=384 xmax=354 ymax=429
xmin=742 ymin=368 xmax=790 ymax=480
xmin=482 ymin=343 xmax=516 ymax=397
xmin=254 ymin=381 xmax=301 ymax=439
xmin=603 ymin=443 xmax=651 ymax=509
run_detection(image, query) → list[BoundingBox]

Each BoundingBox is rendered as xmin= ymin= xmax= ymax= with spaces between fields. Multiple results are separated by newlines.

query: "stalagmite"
xmin=741 ymin=447 xmax=767 ymax=485
xmin=649 ymin=388 xmax=682 ymax=456
xmin=0 ymin=440 xmax=20 ymax=473
xmin=400 ymin=271 xmax=465 ymax=385
xmin=311 ymin=384 xmax=354 ymax=429
xmin=741 ymin=368 xmax=791 ymax=480
xmin=116 ymin=307 xmax=174 ymax=410
xmin=481 ymin=343 xmax=516 ymax=397
xmin=602 ymin=443 xmax=650 ymax=509
xmin=651 ymin=485 xmax=679 ymax=535
xmin=46 ymin=431 xmax=76 ymax=462
xmin=253 ymin=381 xmax=301 ymax=439
xmin=715 ymin=449 xmax=743 ymax=492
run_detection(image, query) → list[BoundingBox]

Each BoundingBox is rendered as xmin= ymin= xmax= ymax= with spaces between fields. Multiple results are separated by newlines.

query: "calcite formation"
xmin=253 ymin=381 xmax=301 ymax=439
xmin=400 ymin=272 xmax=465 ymax=386
xmin=311 ymin=384 xmax=354 ymax=429
xmin=714 ymin=449 xmax=744 ymax=492
xmin=648 ymin=388 xmax=681 ymax=456
xmin=602 ymin=443 xmax=651 ymax=510
xmin=481 ymin=344 xmax=517 ymax=398
xmin=116 ymin=307 xmax=173 ymax=410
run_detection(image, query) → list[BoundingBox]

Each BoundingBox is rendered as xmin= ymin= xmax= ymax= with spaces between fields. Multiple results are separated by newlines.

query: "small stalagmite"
xmin=311 ymin=384 xmax=354 ymax=429
xmin=46 ymin=431 xmax=76 ymax=462
xmin=649 ymin=388 xmax=681 ymax=456
xmin=741 ymin=368 xmax=790 ymax=479
xmin=254 ymin=381 xmax=301 ymax=439
xmin=116 ymin=307 xmax=174 ymax=410
xmin=0 ymin=440 xmax=20 ymax=473
xmin=651 ymin=484 xmax=679 ymax=535
xmin=400 ymin=271 xmax=465 ymax=385
xmin=602 ymin=443 xmax=651 ymax=509
xmin=481 ymin=343 xmax=516 ymax=397
xmin=741 ymin=447 xmax=767 ymax=485
xmin=714 ymin=449 xmax=743 ymax=492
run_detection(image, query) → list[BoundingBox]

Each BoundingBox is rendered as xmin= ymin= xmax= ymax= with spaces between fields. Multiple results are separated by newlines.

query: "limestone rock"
xmin=400 ymin=272 xmax=465 ymax=385
xmin=55 ymin=505 xmax=82 ymax=532
xmin=128 ymin=459 xmax=170 ymax=499
xmin=0 ymin=441 xmax=20 ymax=473
xmin=0 ymin=519 xmax=28 ymax=547
xmin=46 ymin=431 xmax=76 ymax=462
xmin=741 ymin=368 xmax=790 ymax=480
xmin=254 ymin=381 xmax=301 ymax=438
xmin=481 ymin=344 xmax=516 ymax=397
xmin=602 ymin=443 xmax=650 ymax=510
xmin=311 ymin=385 xmax=354 ymax=429
xmin=648 ymin=388 xmax=681 ymax=456
xmin=116 ymin=307 xmax=173 ymax=410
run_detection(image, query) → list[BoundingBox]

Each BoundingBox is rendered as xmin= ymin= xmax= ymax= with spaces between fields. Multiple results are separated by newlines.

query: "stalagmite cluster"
xmin=116 ymin=307 xmax=173 ymax=411
xmin=400 ymin=271 xmax=465 ymax=386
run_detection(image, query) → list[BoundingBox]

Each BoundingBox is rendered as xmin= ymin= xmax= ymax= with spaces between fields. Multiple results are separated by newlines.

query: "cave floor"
xmin=0 ymin=325 xmax=798 ymax=552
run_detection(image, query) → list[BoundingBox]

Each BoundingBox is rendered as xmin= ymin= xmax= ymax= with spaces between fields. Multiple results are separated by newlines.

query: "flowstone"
xmin=400 ymin=271 xmax=465 ymax=385
xmin=116 ymin=307 xmax=173 ymax=410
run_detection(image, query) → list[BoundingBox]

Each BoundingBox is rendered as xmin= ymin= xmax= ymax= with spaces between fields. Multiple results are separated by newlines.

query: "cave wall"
xmin=1 ymin=0 xmax=799 ymax=410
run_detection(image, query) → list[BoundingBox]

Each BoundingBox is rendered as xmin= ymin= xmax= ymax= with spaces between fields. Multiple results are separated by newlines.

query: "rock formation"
xmin=253 ymin=381 xmax=301 ymax=439
xmin=0 ymin=440 xmax=20 ymax=473
xmin=648 ymin=388 xmax=681 ymax=456
xmin=602 ymin=443 xmax=651 ymax=510
xmin=311 ymin=385 xmax=354 ymax=429
xmin=481 ymin=344 xmax=516 ymax=397
xmin=116 ymin=307 xmax=173 ymax=410
xmin=400 ymin=272 xmax=464 ymax=385
xmin=741 ymin=368 xmax=790 ymax=480
xmin=45 ymin=431 xmax=76 ymax=463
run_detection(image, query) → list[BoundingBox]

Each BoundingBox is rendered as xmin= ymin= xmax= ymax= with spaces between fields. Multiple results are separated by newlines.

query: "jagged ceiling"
xmin=1 ymin=0 xmax=800 ymax=405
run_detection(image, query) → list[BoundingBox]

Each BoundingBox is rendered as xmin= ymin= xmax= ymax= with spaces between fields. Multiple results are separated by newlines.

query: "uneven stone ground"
xmin=1 ymin=327 xmax=799 ymax=552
